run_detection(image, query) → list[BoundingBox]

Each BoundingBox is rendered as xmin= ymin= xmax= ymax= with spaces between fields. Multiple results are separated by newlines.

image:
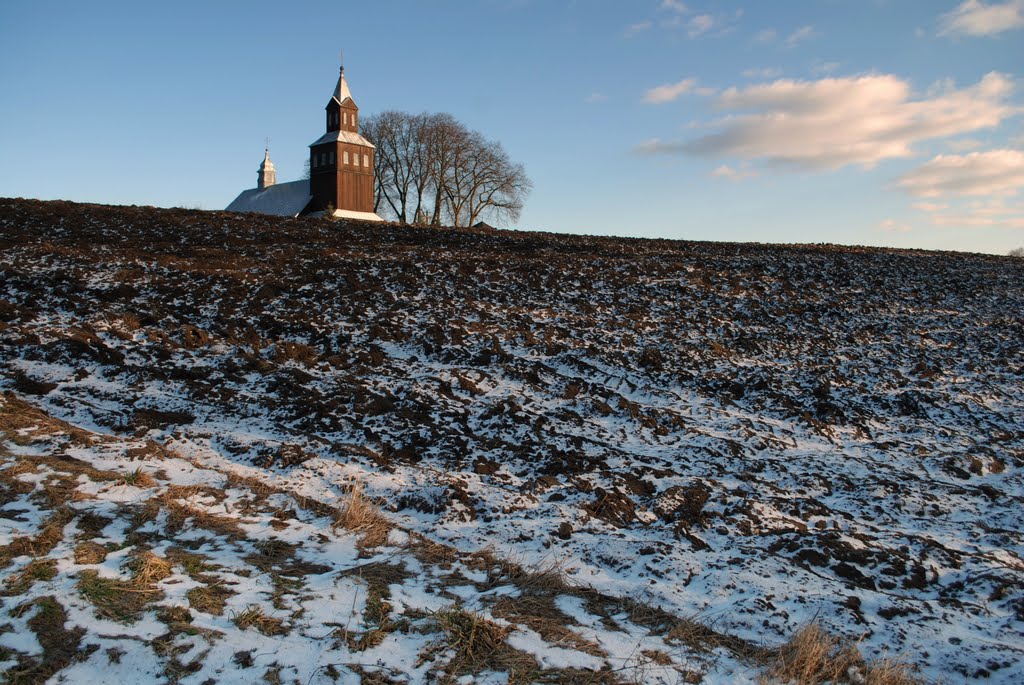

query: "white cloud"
xmin=642 ymin=77 xmax=698 ymax=104
xmin=711 ymin=163 xmax=758 ymax=181
xmin=903 ymin=150 xmax=1024 ymax=229
xmin=913 ymin=201 xmax=950 ymax=212
xmin=584 ymin=92 xmax=608 ymax=104
xmin=625 ymin=20 xmax=652 ymax=38
xmin=687 ymin=14 xmax=716 ymax=37
xmin=646 ymin=2 xmax=739 ymax=38
xmin=919 ymin=198 xmax=1024 ymax=228
xmin=785 ymin=25 xmax=816 ymax=47
xmin=939 ymin=0 xmax=1024 ymax=37
xmin=930 ymin=213 xmax=1024 ymax=228
xmin=877 ymin=219 xmax=913 ymax=233
xmin=634 ymin=139 xmax=665 ymax=155
xmin=753 ymin=25 xmax=816 ymax=47
xmin=897 ymin=149 xmax=1024 ymax=197
xmin=638 ymin=72 xmax=1018 ymax=170
xmin=743 ymin=67 xmax=782 ymax=79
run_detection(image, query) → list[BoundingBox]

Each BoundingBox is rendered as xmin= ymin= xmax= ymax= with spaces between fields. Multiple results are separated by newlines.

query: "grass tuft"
xmin=126 ymin=550 xmax=173 ymax=585
xmin=232 ymin=604 xmax=288 ymax=636
xmin=76 ymin=570 xmax=162 ymax=623
xmin=428 ymin=605 xmax=513 ymax=677
xmin=333 ymin=480 xmax=392 ymax=549
xmin=73 ymin=541 xmax=108 ymax=565
xmin=2 ymin=559 xmax=58 ymax=597
xmin=761 ymin=623 xmax=923 ymax=685
xmin=186 ymin=584 xmax=235 ymax=616
xmin=120 ymin=467 xmax=157 ymax=488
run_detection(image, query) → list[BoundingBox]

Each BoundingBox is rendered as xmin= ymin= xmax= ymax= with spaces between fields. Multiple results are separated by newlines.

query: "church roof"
xmin=225 ymin=180 xmax=311 ymax=217
xmin=332 ymin=67 xmax=353 ymax=106
xmin=308 ymin=130 xmax=375 ymax=148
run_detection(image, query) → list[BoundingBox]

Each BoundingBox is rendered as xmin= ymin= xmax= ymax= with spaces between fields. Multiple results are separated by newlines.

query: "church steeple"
xmin=309 ymin=62 xmax=376 ymax=216
xmin=257 ymin=146 xmax=275 ymax=190
xmin=333 ymin=66 xmax=353 ymax=105
xmin=326 ymin=65 xmax=359 ymax=133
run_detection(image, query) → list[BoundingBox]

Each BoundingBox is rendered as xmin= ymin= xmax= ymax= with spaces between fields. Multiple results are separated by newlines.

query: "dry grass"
xmin=165 ymin=546 xmax=220 ymax=579
xmin=0 ymin=507 xmax=75 ymax=569
xmin=468 ymin=549 xmax=572 ymax=595
xmin=490 ymin=594 xmax=605 ymax=658
xmin=761 ymin=623 xmax=923 ymax=685
xmin=186 ymin=584 xmax=235 ymax=616
xmin=761 ymin=623 xmax=858 ymax=684
xmin=2 ymin=558 xmax=58 ymax=597
xmin=139 ymin=487 xmax=245 ymax=539
xmin=74 ymin=511 xmax=111 ymax=538
xmin=76 ymin=570 xmax=162 ymax=623
xmin=425 ymin=605 xmax=518 ymax=681
xmin=860 ymin=659 xmax=925 ymax=685
xmin=407 ymin=533 xmax=459 ymax=568
xmin=0 ymin=393 xmax=98 ymax=448
xmin=120 ymin=466 xmax=157 ymax=488
xmin=333 ymin=480 xmax=392 ymax=549
xmin=73 ymin=541 xmax=109 ymax=565
xmin=232 ymin=604 xmax=289 ymax=636
xmin=338 ymin=561 xmax=412 ymax=650
xmin=3 ymin=596 xmax=86 ymax=685
xmin=224 ymin=470 xmax=278 ymax=501
xmin=126 ymin=550 xmax=173 ymax=585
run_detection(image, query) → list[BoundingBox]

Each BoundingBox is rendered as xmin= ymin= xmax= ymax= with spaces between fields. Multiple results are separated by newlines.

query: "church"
xmin=226 ymin=65 xmax=383 ymax=221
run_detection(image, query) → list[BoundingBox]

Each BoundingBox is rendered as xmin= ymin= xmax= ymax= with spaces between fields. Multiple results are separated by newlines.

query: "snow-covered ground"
xmin=1 ymin=198 xmax=1022 ymax=683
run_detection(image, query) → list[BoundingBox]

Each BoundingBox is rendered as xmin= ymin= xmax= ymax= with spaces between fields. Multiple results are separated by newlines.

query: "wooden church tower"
xmin=308 ymin=66 xmax=376 ymax=216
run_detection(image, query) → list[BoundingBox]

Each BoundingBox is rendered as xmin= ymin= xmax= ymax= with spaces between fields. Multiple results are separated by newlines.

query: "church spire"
xmin=257 ymin=145 xmax=276 ymax=190
xmin=332 ymin=65 xmax=353 ymax=105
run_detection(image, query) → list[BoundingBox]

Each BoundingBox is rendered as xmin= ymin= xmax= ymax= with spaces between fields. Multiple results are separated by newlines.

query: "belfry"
xmin=308 ymin=66 xmax=377 ymax=216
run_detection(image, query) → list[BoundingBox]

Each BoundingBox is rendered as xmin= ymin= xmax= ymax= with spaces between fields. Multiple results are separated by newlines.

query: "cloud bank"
xmin=939 ymin=0 xmax=1024 ymax=37
xmin=637 ymin=72 xmax=1017 ymax=170
xmin=897 ymin=150 xmax=1024 ymax=197
xmin=900 ymin=150 xmax=1024 ymax=229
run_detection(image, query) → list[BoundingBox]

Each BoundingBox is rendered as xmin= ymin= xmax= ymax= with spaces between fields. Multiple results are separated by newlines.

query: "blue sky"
xmin=1 ymin=1 xmax=1021 ymax=254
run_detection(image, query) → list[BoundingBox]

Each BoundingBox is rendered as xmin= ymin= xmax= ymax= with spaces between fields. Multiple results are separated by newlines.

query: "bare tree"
xmin=362 ymin=111 xmax=423 ymax=223
xmin=444 ymin=133 xmax=531 ymax=227
xmin=363 ymin=111 xmax=530 ymax=228
xmin=1009 ymin=247 xmax=1024 ymax=258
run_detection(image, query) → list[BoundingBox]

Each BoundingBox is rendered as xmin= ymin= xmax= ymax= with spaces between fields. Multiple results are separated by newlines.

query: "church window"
xmin=343 ymin=151 xmax=349 ymax=165
xmin=343 ymin=112 xmax=348 ymax=125
xmin=329 ymin=151 xmax=335 ymax=165
xmin=363 ymin=154 xmax=369 ymax=168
